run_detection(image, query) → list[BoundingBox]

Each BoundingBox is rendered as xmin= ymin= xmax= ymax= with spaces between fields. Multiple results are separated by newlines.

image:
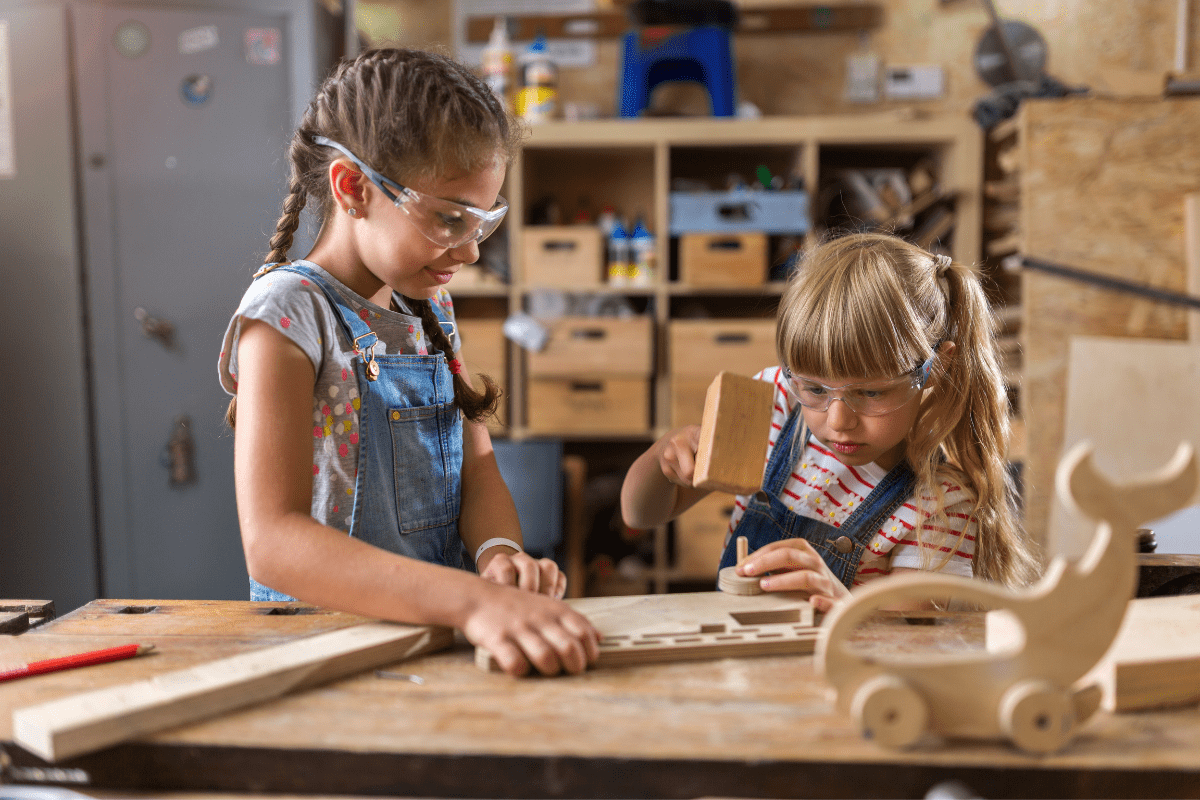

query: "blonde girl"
xmin=622 ymin=232 xmax=1039 ymax=611
xmin=220 ymin=48 xmax=598 ymax=675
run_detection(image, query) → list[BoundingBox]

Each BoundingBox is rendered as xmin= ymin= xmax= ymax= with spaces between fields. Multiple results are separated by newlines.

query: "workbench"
xmin=2 ymin=599 xmax=1199 ymax=798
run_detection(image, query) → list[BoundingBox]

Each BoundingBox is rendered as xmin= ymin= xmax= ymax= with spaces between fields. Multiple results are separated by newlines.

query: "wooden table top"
xmin=2 ymin=598 xmax=1199 ymax=798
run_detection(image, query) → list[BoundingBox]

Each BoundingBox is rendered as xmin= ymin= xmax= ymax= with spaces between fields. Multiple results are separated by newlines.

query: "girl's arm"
xmin=456 ymin=350 xmax=566 ymax=598
xmin=234 ymin=321 xmax=597 ymax=675
xmin=620 ymin=425 xmax=712 ymax=529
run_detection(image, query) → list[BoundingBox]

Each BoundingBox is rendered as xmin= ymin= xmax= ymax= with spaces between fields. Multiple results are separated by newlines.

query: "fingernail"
xmin=759 ymin=578 xmax=771 ymax=589
xmin=742 ymin=561 xmax=755 ymax=574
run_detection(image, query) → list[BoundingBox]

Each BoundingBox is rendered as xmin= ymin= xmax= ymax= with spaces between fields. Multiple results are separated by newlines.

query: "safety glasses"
xmin=314 ymin=136 xmax=508 ymax=249
xmin=782 ymin=353 xmax=936 ymax=417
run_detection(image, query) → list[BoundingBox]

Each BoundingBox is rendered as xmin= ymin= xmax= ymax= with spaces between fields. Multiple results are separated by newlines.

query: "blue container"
xmin=670 ymin=190 xmax=809 ymax=235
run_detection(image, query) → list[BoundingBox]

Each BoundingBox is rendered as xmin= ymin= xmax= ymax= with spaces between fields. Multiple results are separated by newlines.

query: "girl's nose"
xmin=448 ymin=238 xmax=480 ymax=264
xmin=826 ymin=398 xmax=859 ymax=430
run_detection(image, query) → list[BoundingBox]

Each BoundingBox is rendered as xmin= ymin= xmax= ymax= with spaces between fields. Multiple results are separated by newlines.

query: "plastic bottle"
xmin=606 ymin=219 xmax=630 ymax=287
xmin=629 ymin=218 xmax=656 ymax=286
xmin=480 ymin=17 xmax=514 ymax=110
xmin=516 ymin=34 xmax=558 ymax=123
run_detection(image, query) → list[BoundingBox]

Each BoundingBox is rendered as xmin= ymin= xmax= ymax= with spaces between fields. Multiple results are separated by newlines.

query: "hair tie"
xmin=447 ymin=358 xmax=463 ymax=375
xmin=934 ymin=253 xmax=953 ymax=274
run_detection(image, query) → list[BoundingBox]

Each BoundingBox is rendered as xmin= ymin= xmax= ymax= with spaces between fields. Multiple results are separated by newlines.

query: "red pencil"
xmin=0 ymin=643 xmax=155 ymax=683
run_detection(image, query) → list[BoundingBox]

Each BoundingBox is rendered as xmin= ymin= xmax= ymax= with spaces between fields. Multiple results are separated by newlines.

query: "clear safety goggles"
xmin=315 ymin=136 xmax=508 ymax=249
xmin=782 ymin=353 xmax=936 ymax=417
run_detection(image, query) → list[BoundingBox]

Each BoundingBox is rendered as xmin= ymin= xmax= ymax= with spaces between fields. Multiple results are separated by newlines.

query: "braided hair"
xmin=228 ymin=48 xmax=519 ymax=427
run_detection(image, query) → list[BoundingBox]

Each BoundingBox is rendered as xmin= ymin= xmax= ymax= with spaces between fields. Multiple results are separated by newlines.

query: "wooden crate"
xmin=526 ymin=377 xmax=650 ymax=435
xmin=674 ymin=492 xmax=736 ymax=577
xmin=456 ymin=318 xmax=507 ymax=433
xmin=669 ymin=319 xmax=777 ymax=379
xmin=522 ymin=225 xmax=605 ymax=287
xmin=527 ymin=316 xmax=653 ymax=377
xmin=679 ymin=232 xmax=768 ymax=287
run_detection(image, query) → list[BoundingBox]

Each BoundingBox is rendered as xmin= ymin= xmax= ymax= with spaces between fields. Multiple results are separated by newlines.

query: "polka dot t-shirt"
xmin=218 ymin=260 xmax=460 ymax=533
xmin=726 ymin=367 xmax=977 ymax=585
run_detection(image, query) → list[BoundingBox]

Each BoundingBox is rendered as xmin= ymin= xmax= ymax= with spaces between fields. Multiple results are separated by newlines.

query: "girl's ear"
xmin=330 ymin=159 xmax=365 ymax=208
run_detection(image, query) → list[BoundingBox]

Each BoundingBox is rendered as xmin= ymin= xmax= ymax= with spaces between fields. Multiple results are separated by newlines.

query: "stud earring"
xmin=347 ymin=208 xmax=358 ymax=217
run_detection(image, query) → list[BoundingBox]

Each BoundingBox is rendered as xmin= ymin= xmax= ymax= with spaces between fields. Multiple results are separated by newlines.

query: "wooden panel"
xmin=669 ymin=319 xmax=777 ymax=379
xmin=1021 ymin=97 xmax=1200 ymax=553
xmin=527 ymin=316 xmax=654 ymax=377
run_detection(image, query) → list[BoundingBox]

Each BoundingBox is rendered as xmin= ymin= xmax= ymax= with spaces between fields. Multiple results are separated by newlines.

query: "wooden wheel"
xmin=999 ymin=680 xmax=1076 ymax=754
xmin=850 ymin=674 xmax=928 ymax=748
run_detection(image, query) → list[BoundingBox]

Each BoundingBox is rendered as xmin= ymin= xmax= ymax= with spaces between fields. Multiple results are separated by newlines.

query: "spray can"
xmin=480 ymin=17 xmax=514 ymax=110
xmin=629 ymin=218 xmax=656 ymax=286
xmin=607 ymin=219 xmax=630 ymax=287
xmin=516 ymin=34 xmax=558 ymax=123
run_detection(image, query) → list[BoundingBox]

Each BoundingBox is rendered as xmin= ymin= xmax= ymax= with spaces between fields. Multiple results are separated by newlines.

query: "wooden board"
xmin=1020 ymin=98 xmax=1200 ymax=552
xmin=1083 ymin=594 xmax=1200 ymax=712
xmin=1053 ymin=336 xmax=1200 ymax=556
xmin=693 ymin=371 xmax=774 ymax=495
xmin=476 ymin=591 xmax=816 ymax=671
xmin=11 ymin=621 xmax=453 ymax=762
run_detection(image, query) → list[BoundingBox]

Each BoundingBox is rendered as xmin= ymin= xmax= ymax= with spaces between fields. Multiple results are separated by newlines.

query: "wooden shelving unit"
xmin=454 ymin=113 xmax=983 ymax=595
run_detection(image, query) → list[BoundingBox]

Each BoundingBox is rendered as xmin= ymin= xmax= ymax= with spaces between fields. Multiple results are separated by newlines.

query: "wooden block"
xmin=11 ymin=622 xmax=453 ymax=762
xmin=0 ymin=599 xmax=55 ymax=624
xmin=693 ymin=372 xmax=774 ymax=495
xmin=0 ymin=612 xmax=30 ymax=635
xmin=476 ymin=590 xmax=817 ymax=671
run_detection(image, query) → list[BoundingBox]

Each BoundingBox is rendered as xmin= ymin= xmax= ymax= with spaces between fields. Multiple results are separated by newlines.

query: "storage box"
xmin=456 ymin=318 xmax=507 ymax=433
xmin=669 ymin=190 xmax=809 ymax=235
xmin=526 ymin=377 xmax=650 ymax=435
xmin=522 ymin=225 xmax=605 ymax=286
xmin=669 ymin=319 xmax=778 ymax=379
xmin=674 ymin=492 xmax=736 ymax=577
xmin=527 ymin=316 xmax=653 ymax=377
xmin=679 ymin=232 xmax=768 ymax=287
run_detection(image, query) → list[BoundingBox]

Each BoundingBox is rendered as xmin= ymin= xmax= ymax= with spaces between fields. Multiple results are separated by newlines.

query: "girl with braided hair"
xmin=219 ymin=48 xmax=598 ymax=676
xmin=622 ymin=232 xmax=1040 ymax=612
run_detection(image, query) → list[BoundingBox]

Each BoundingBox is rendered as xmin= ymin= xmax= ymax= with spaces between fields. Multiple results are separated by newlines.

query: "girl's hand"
xmin=461 ymin=583 xmax=600 ymax=677
xmin=657 ymin=425 xmax=702 ymax=487
xmin=478 ymin=549 xmax=567 ymax=599
xmin=738 ymin=538 xmax=851 ymax=613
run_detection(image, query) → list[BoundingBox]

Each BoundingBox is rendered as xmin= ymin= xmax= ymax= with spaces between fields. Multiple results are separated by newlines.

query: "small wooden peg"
xmin=719 ymin=535 xmax=764 ymax=595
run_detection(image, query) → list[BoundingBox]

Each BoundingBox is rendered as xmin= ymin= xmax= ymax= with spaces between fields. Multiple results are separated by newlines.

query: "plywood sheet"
xmin=1021 ymin=98 xmax=1200 ymax=554
xmin=1054 ymin=336 xmax=1200 ymax=556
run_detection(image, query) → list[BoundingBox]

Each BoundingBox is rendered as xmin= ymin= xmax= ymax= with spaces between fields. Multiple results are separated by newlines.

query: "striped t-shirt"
xmin=726 ymin=367 xmax=976 ymax=585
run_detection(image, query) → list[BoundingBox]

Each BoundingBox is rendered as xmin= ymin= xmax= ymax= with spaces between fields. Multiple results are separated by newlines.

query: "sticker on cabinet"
xmin=0 ymin=20 xmax=14 ymax=178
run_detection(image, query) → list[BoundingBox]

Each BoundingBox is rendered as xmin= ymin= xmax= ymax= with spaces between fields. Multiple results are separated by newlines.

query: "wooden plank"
xmin=463 ymin=4 xmax=882 ymax=43
xmin=0 ymin=613 xmax=29 ymax=635
xmin=0 ymin=600 xmax=56 ymax=623
xmin=11 ymin=622 xmax=453 ymax=762
xmin=692 ymin=371 xmax=774 ymax=495
xmin=476 ymin=590 xmax=816 ymax=672
xmin=1083 ymin=595 xmax=1200 ymax=712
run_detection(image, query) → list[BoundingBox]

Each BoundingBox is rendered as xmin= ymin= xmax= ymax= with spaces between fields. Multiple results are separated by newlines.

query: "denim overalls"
xmin=716 ymin=402 xmax=917 ymax=589
xmin=250 ymin=263 xmax=467 ymax=602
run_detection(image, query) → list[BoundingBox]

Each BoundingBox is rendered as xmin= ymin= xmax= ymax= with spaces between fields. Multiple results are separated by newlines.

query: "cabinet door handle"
xmin=162 ymin=415 xmax=197 ymax=487
xmin=134 ymin=307 xmax=175 ymax=349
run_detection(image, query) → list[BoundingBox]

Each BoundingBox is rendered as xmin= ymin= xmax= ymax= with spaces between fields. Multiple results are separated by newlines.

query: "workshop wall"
xmin=356 ymin=0 xmax=1192 ymax=118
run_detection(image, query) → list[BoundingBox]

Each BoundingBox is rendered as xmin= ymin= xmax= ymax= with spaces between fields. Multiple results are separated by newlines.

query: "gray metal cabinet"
xmin=0 ymin=0 xmax=334 ymax=610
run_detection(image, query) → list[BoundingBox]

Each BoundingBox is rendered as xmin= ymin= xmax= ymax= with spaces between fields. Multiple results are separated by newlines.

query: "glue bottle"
xmin=516 ymin=34 xmax=558 ymax=123
xmin=629 ymin=218 xmax=656 ymax=286
xmin=607 ymin=218 xmax=630 ymax=287
xmin=480 ymin=17 xmax=514 ymax=110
